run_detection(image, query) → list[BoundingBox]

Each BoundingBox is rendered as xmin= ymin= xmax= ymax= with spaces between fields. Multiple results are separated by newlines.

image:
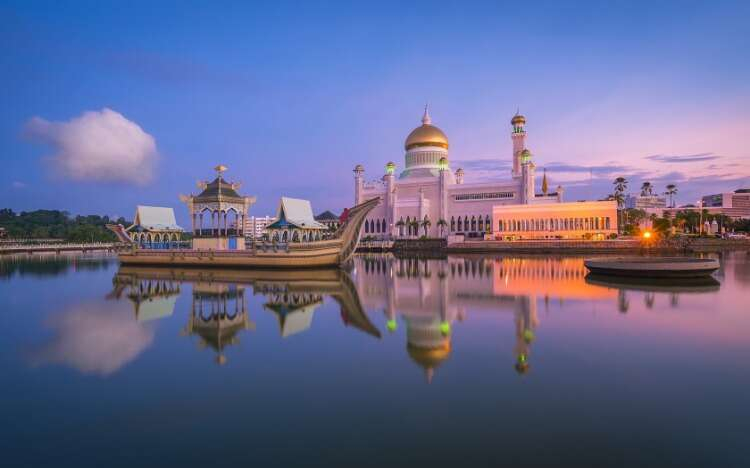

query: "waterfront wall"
xmin=447 ymin=239 xmax=641 ymax=254
xmin=356 ymin=237 xmax=750 ymax=255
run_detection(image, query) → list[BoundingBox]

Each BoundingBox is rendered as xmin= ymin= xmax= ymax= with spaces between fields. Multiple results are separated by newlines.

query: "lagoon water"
xmin=1 ymin=252 xmax=749 ymax=467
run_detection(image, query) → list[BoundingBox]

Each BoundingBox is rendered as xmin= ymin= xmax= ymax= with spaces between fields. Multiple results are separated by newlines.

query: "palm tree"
xmin=640 ymin=181 xmax=653 ymax=196
xmin=613 ymin=177 xmax=628 ymax=200
xmin=395 ymin=219 xmax=405 ymax=237
xmin=437 ymin=218 xmax=448 ymax=237
xmin=409 ymin=220 xmax=420 ymax=237
xmin=664 ymin=184 xmax=677 ymax=208
xmin=421 ymin=218 xmax=432 ymax=237
xmin=613 ymin=177 xmax=628 ymax=232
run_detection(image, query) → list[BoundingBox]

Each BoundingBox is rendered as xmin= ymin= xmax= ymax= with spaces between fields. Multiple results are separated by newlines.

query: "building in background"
xmin=314 ymin=210 xmax=341 ymax=231
xmin=493 ymin=200 xmax=618 ymax=240
xmin=663 ymin=189 xmax=750 ymax=220
xmin=244 ymin=215 xmax=274 ymax=240
xmin=625 ymin=195 xmax=667 ymax=210
xmin=354 ymin=108 xmax=564 ymax=239
xmin=0 ymin=227 xmax=6 ymax=239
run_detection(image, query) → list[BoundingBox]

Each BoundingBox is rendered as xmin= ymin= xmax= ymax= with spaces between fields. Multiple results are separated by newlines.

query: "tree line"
xmin=0 ymin=209 xmax=131 ymax=242
xmin=607 ymin=179 xmax=750 ymax=236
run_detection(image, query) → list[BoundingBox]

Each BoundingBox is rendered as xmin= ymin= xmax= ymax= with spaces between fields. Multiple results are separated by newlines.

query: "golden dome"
xmin=407 ymin=342 xmax=451 ymax=370
xmin=404 ymin=106 xmax=449 ymax=151
xmin=511 ymin=113 xmax=526 ymax=125
xmin=405 ymin=124 xmax=449 ymax=151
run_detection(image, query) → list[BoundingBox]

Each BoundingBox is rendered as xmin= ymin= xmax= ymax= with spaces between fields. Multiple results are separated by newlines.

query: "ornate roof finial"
xmin=542 ymin=168 xmax=549 ymax=195
xmin=214 ymin=164 xmax=228 ymax=176
xmin=422 ymin=103 xmax=431 ymax=125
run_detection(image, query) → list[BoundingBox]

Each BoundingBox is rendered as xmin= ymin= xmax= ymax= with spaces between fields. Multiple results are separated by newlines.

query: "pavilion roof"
xmin=131 ymin=206 xmax=182 ymax=232
xmin=267 ymin=197 xmax=327 ymax=230
xmin=195 ymin=176 xmax=244 ymax=201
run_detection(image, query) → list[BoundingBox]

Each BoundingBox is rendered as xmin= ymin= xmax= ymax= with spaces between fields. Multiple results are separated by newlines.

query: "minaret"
xmin=511 ymin=112 xmax=527 ymax=178
xmin=455 ymin=168 xmax=464 ymax=184
xmin=384 ymin=162 xmax=396 ymax=238
xmin=520 ymin=149 xmax=535 ymax=204
xmin=353 ymin=164 xmax=364 ymax=205
xmin=438 ymin=157 xmax=449 ymax=237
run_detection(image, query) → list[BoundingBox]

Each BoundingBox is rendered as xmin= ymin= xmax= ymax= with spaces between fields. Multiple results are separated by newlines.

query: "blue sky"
xmin=1 ymin=0 xmax=749 ymax=223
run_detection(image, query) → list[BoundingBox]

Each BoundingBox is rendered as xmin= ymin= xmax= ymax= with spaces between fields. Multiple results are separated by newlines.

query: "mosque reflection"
xmin=354 ymin=255 xmax=721 ymax=379
xmin=108 ymin=254 xmax=722 ymax=380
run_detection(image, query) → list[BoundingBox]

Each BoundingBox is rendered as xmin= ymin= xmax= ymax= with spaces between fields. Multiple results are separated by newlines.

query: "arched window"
xmin=451 ymin=216 xmax=455 ymax=232
xmin=364 ymin=220 xmax=369 ymax=233
xmin=478 ymin=216 xmax=484 ymax=232
xmin=471 ymin=216 xmax=476 ymax=231
xmin=464 ymin=216 xmax=469 ymax=232
xmin=457 ymin=217 xmax=462 ymax=231
xmin=485 ymin=215 xmax=491 ymax=232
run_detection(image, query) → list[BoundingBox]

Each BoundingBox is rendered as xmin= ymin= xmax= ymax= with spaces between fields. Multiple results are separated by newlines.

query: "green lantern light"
xmin=386 ymin=319 xmax=397 ymax=332
xmin=385 ymin=162 xmax=395 ymax=175
xmin=440 ymin=321 xmax=451 ymax=335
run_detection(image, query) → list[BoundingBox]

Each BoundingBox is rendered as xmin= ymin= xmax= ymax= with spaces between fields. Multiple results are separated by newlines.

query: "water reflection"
xmin=110 ymin=266 xmax=381 ymax=366
xmin=354 ymin=254 xmax=723 ymax=378
xmin=28 ymin=301 xmax=155 ymax=376
xmin=585 ymin=274 xmax=721 ymax=312
xmin=26 ymin=254 xmax=728 ymax=379
xmin=0 ymin=252 xmax=111 ymax=279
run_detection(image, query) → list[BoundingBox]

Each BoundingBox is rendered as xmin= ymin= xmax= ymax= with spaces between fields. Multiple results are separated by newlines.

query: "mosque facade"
xmin=355 ymin=108 xmax=564 ymax=239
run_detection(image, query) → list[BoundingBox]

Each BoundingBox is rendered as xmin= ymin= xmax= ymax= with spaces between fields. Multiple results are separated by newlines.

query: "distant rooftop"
xmin=315 ymin=210 xmax=339 ymax=221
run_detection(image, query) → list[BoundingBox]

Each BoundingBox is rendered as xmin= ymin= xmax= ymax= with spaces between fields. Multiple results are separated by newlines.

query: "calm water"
xmin=1 ymin=252 xmax=749 ymax=467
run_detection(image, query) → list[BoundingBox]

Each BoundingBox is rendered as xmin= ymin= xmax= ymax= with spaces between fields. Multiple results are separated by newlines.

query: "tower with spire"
xmin=511 ymin=111 xmax=527 ymax=178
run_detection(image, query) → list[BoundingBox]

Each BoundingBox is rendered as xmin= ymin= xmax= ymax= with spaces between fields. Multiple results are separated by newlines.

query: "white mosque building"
xmin=355 ymin=108 xmax=565 ymax=239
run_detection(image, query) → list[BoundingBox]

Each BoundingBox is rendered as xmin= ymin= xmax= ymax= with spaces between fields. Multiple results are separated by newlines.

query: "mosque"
xmin=355 ymin=108 xmax=564 ymax=239
xmin=356 ymin=108 xmax=617 ymax=240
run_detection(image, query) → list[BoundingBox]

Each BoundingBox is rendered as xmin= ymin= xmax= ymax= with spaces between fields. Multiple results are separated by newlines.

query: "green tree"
xmin=640 ymin=181 xmax=653 ymax=196
xmin=664 ymin=184 xmax=678 ymax=208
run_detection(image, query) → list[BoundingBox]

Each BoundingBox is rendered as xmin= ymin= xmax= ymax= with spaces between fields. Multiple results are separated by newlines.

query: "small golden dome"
xmin=511 ymin=113 xmax=526 ymax=126
xmin=404 ymin=106 xmax=449 ymax=151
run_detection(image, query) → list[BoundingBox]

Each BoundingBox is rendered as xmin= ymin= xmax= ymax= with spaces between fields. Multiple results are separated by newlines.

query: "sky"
xmin=1 ymin=0 xmax=749 ymax=224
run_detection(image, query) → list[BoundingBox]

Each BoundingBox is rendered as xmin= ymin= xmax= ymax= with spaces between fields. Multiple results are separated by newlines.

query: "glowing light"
xmin=386 ymin=319 xmax=397 ymax=332
xmin=440 ymin=321 xmax=451 ymax=335
xmin=643 ymin=231 xmax=653 ymax=239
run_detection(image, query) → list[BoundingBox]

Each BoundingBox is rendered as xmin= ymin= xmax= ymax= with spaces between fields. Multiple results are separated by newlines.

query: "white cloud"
xmin=11 ymin=181 xmax=26 ymax=189
xmin=25 ymin=108 xmax=158 ymax=184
